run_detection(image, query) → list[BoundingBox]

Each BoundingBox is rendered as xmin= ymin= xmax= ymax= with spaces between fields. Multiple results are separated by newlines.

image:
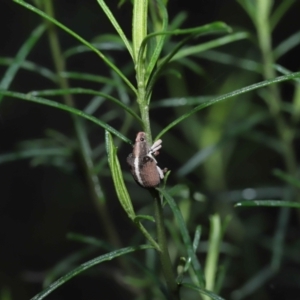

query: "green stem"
xmin=255 ymin=0 xmax=299 ymax=273
xmin=203 ymin=215 xmax=221 ymax=300
xmin=132 ymin=1 xmax=178 ymax=295
xmin=132 ymin=0 xmax=152 ymax=139
xmin=132 ymin=0 xmax=148 ymax=63
xmin=152 ymin=190 xmax=180 ymax=300
xmin=256 ymin=0 xmax=298 ymax=177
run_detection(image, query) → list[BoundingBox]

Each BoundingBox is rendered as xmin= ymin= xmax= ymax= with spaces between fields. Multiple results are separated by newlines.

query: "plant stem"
xmin=255 ymin=0 xmax=299 ymax=272
xmin=256 ymin=0 xmax=298 ymax=177
xmin=132 ymin=0 xmax=148 ymax=63
xmin=203 ymin=214 xmax=221 ymax=300
xmin=152 ymin=190 xmax=180 ymax=300
xmin=132 ymin=0 xmax=152 ymax=140
xmin=132 ymin=0 xmax=178 ymax=295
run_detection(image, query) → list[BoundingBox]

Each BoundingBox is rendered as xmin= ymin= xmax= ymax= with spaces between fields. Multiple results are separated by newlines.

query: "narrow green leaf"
xmin=157 ymin=188 xmax=205 ymax=286
xmin=63 ymin=40 xmax=125 ymax=58
xmin=214 ymin=263 xmax=228 ymax=295
xmin=171 ymin=32 xmax=249 ymax=62
xmin=270 ymin=207 xmax=289 ymax=272
xmin=0 ymin=57 xmax=57 ymax=83
xmin=243 ymin=131 xmax=283 ymax=154
xmin=30 ymin=245 xmax=154 ymax=300
xmin=67 ymin=232 xmax=111 ymax=249
xmin=134 ymin=214 xmax=156 ymax=223
xmin=96 ymin=0 xmax=133 ymax=59
xmin=151 ymin=96 xmax=213 ymax=108
xmin=273 ymin=169 xmax=300 ymax=189
xmin=147 ymin=34 xmax=195 ymax=100
xmin=31 ymin=88 xmax=142 ymax=123
xmin=204 ymin=215 xmax=222 ymax=296
xmin=144 ymin=0 xmax=168 ymax=82
xmin=135 ymin=222 xmax=161 ymax=252
xmin=231 ymin=266 xmax=275 ymax=300
xmin=181 ymin=282 xmax=225 ymax=300
xmin=177 ymin=111 xmax=270 ymax=176
xmin=177 ymin=145 xmax=217 ymax=177
xmin=177 ymin=57 xmax=205 ymax=76
xmin=275 ymin=66 xmax=300 ymax=122
xmin=156 ymin=71 xmax=300 ymax=139
xmin=270 ymin=0 xmax=296 ymax=30
xmin=184 ymin=225 xmax=201 ymax=272
xmin=274 ymin=30 xmax=300 ymax=60
xmin=146 ymin=22 xmax=230 ymax=99
xmin=92 ymin=33 xmax=126 ymax=44
xmin=83 ymin=84 xmax=114 ymax=115
xmin=274 ymin=64 xmax=294 ymax=77
xmin=105 ymin=131 xmax=160 ymax=250
xmin=0 ymin=90 xmax=131 ymax=144
xmin=198 ymin=50 xmax=261 ymax=73
xmin=0 ymin=148 xmax=71 ymax=165
xmin=13 ymin=0 xmax=137 ymax=95
xmin=146 ymin=22 xmax=230 ymax=40
xmin=59 ymin=71 xmax=118 ymax=85
xmin=0 ymin=24 xmax=45 ymax=103
xmin=235 ymin=200 xmax=300 ymax=208
xmin=105 ymin=131 xmax=136 ymax=219
xmin=168 ymin=11 xmax=188 ymax=31
xmin=193 ymin=226 xmax=201 ymax=255
xmin=236 ymin=0 xmax=256 ymax=24
xmin=43 ymin=247 xmax=98 ymax=287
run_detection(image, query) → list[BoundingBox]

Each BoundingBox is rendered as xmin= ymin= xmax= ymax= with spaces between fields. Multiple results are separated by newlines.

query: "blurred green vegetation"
xmin=0 ymin=0 xmax=300 ymax=299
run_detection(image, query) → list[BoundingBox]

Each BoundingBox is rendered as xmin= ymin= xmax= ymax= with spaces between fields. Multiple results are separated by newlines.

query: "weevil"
xmin=127 ymin=132 xmax=167 ymax=188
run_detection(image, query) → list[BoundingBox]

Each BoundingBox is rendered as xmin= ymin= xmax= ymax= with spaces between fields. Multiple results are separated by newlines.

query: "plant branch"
xmin=256 ymin=0 xmax=298 ymax=181
xmin=152 ymin=190 xmax=180 ymax=300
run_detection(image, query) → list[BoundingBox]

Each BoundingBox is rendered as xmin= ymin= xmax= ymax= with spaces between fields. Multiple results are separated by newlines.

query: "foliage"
xmin=1 ymin=0 xmax=300 ymax=299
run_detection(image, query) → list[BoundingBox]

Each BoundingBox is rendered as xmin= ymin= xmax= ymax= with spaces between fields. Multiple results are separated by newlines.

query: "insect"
xmin=127 ymin=132 xmax=167 ymax=188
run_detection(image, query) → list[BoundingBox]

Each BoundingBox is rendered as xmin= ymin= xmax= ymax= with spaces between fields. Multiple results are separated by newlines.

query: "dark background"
xmin=1 ymin=0 xmax=300 ymax=299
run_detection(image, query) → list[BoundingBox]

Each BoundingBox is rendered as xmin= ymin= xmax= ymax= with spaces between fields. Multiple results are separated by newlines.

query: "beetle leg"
xmin=149 ymin=139 xmax=162 ymax=156
xmin=156 ymin=165 xmax=164 ymax=179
